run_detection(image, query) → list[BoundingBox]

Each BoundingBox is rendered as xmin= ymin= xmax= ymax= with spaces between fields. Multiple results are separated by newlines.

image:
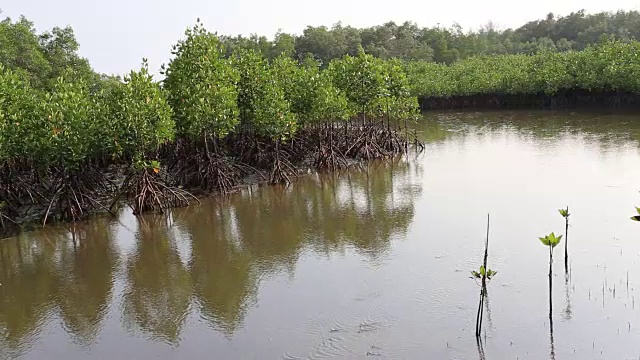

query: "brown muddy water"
xmin=2 ymin=111 xmax=640 ymax=359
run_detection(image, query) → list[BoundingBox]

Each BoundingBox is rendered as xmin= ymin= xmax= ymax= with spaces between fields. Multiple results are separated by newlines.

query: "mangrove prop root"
xmin=0 ymin=118 xmax=415 ymax=228
xmin=343 ymin=124 xmax=393 ymax=160
xmin=315 ymin=142 xmax=349 ymax=172
xmin=172 ymin=149 xmax=241 ymax=193
xmin=269 ymin=142 xmax=298 ymax=185
xmin=0 ymin=209 xmax=18 ymax=236
xmin=42 ymin=166 xmax=114 ymax=225
xmin=122 ymin=168 xmax=197 ymax=215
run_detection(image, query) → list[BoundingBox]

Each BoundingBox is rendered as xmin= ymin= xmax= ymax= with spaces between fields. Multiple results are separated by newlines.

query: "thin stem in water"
xmin=564 ymin=207 xmax=569 ymax=268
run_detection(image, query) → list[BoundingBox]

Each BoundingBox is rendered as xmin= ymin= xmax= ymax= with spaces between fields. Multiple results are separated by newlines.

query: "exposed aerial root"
xmin=121 ymin=167 xmax=197 ymax=215
xmin=172 ymin=150 xmax=241 ymax=193
xmin=43 ymin=166 xmax=114 ymax=225
xmin=315 ymin=142 xmax=349 ymax=172
xmin=270 ymin=152 xmax=298 ymax=184
xmin=0 ymin=118 xmax=416 ymax=227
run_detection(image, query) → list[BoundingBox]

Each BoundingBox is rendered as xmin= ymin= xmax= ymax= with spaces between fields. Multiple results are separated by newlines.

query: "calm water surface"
xmin=2 ymin=111 xmax=640 ymax=359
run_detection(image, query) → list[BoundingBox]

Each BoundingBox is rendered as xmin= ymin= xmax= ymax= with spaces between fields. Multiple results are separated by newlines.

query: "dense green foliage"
xmin=0 ymin=16 xmax=98 ymax=90
xmin=329 ymin=47 xmax=387 ymax=115
xmin=0 ymin=18 xmax=418 ymax=227
xmin=219 ymin=10 xmax=640 ymax=65
xmin=406 ymin=40 xmax=640 ymax=97
xmin=108 ymin=61 xmax=174 ymax=161
xmin=0 ymin=64 xmax=44 ymax=164
xmin=232 ymin=49 xmax=297 ymax=140
xmin=41 ymin=76 xmax=96 ymax=169
xmin=272 ymin=55 xmax=352 ymax=125
xmin=163 ymin=22 xmax=238 ymax=140
xmin=2 ymin=10 xmax=640 ymax=226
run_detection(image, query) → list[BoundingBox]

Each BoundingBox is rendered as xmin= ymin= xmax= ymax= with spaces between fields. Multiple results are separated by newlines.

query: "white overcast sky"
xmin=2 ymin=0 xmax=639 ymax=75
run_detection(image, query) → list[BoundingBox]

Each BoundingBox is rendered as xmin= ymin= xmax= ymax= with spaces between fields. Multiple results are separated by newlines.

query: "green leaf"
xmin=539 ymin=236 xmax=550 ymax=246
xmin=558 ymin=207 xmax=570 ymax=217
xmin=539 ymin=232 xmax=562 ymax=248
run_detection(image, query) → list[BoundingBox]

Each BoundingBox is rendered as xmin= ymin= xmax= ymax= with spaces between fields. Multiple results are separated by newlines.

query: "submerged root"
xmin=121 ymin=167 xmax=196 ymax=215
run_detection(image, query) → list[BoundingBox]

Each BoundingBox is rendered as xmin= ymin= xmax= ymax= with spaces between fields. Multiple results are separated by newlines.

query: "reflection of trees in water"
xmin=0 ymin=218 xmax=117 ymax=354
xmin=56 ymin=219 xmax=118 ymax=346
xmin=420 ymin=111 xmax=640 ymax=152
xmin=418 ymin=119 xmax=451 ymax=144
xmin=175 ymin=204 xmax=257 ymax=336
xmin=231 ymin=184 xmax=309 ymax=275
xmin=0 ymin=233 xmax=60 ymax=356
xmin=293 ymin=156 xmax=419 ymax=260
xmin=0 ymin=152 xmax=423 ymax=348
xmin=167 ymin=153 xmax=422 ymax=336
xmin=229 ymin=154 xmax=420 ymax=265
xmin=122 ymin=215 xmax=191 ymax=345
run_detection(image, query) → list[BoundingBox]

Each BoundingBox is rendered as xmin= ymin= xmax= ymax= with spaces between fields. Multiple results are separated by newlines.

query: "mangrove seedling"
xmin=470 ymin=266 xmax=497 ymax=283
xmin=539 ymin=232 xmax=562 ymax=276
xmin=470 ymin=214 xmax=495 ymax=338
xmin=558 ymin=207 xmax=570 ymax=267
xmin=539 ymin=232 xmax=561 ymax=360
xmin=630 ymin=207 xmax=640 ymax=221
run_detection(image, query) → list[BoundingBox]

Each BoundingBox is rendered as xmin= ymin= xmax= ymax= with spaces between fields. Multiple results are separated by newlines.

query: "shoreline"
xmin=0 ymin=145 xmax=414 ymax=240
xmin=417 ymin=91 xmax=640 ymax=111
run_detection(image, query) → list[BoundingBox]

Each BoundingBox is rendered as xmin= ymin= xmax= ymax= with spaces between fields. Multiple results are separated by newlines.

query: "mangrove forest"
xmin=0 ymin=20 xmax=418 ymax=233
xmin=3 ymin=10 xmax=640 ymax=232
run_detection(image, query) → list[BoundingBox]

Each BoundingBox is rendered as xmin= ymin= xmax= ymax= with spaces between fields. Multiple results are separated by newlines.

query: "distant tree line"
xmin=2 ymin=9 xmax=640 ymax=89
xmin=219 ymin=10 xmax=640 ymax=65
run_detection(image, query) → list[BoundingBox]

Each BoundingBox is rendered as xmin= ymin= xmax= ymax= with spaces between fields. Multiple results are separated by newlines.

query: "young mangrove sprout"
xmin=539 ymin=232 xmax=561 ymax=360
xmin=630 ymin=207 xmax=640 ymax=221
xmin=558 ymin=207 xmax=570 ymax=268
xmin=539 ymin=232 xmax=562 ymax=278
xmin=470 ymin=214 xmax=496 ymax=338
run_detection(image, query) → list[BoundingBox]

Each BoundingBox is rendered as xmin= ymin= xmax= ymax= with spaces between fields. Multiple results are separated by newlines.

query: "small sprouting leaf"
xmin=485 ymin=269 xmax=497 ymax=280
xmin=636 ymin=207 xmax=640 ymax=215
xmin=539 ymin=232 xmax=562 ymax=247
xmin=539 ymin=236 xmax=550 ymax=246
xmin=631 ymin=215 xmax=640 ymax=222
xmin=551 ymin=233 xmax=562 ymax=247
xmin=480 ymin=266 xmax=486 ymax=277
xmin=558 ymin=207 xmax=570 ymax=218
